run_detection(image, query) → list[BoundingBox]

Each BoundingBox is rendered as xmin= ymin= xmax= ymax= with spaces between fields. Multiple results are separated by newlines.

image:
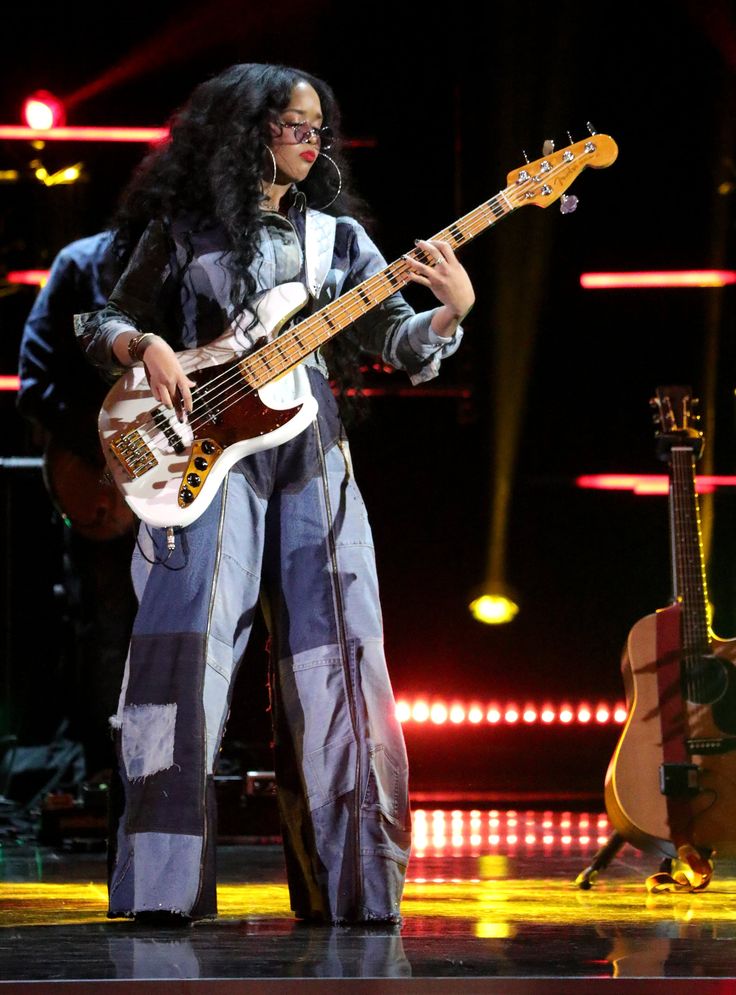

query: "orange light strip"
xmin=576 ymin=473 xmax=736 ymax=495
xmin=0 ymin=126 xmax=377 ymax=148
xmin=0 ymin=126 xmax=168 ymax=143
xmin=0 ymin=376 xmax=20 ymax=391
xmin=6 ymin=270 xmax=49 ymax=286
xmin=580 ymin=270 xmax=736 ymax=289
xmin=396 ymin=699 xmax=627 ymax=726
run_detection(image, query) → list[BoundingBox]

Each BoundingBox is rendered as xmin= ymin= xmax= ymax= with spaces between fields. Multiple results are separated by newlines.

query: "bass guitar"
xmin=605 ymin=386 xmax=736 ymax=863
xmin=99 ymin=133 xmax=618 ymax=529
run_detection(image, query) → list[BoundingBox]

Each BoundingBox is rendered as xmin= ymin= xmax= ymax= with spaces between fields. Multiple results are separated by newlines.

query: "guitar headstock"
xmin=651 ymin=385 xmax=704 ymax=462
xmin=505 ymin=134 xmax=618 ymax=209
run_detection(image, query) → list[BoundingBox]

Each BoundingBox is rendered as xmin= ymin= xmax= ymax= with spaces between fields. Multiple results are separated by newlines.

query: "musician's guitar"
xmin=43 ymin=437 xmax=135 ymax=541
xmin=605 ymin=387 xmax=736 ymax=859
xmin=99 ymin=133 xmax=618 ymax=529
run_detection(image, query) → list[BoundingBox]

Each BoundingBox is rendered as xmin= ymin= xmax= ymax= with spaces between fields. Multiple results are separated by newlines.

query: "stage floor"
xmin=2 ymin=808 xmax=736 ymax=993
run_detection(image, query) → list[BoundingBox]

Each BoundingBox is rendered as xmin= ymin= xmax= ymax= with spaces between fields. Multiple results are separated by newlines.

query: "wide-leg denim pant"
xmin=107 ymin=372 xmax=411 ymax=922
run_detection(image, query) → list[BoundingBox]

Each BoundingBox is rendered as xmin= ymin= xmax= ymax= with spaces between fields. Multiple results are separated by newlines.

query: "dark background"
xmin=1 ymin=0 xmax=735 ymax=788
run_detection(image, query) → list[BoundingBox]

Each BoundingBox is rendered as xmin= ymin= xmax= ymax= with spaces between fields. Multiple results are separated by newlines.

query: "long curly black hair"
xmin=112 ymin=63 xmax=369 ymax=400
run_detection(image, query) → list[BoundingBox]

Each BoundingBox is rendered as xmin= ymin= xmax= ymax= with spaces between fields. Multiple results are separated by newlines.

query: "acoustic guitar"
xmin=605 ymin=386 xmax=736 ymax=860
xmin=98 ymin=133 xmax=618 ymax=529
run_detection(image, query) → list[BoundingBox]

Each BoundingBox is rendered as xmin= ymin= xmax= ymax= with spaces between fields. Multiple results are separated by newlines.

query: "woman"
xmin=78 ymin=63 xmax=474 ymax=925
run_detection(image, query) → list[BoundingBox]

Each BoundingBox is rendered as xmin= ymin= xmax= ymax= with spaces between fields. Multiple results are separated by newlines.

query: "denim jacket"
xmin=76 ymin=205 xmax=463 ymax=385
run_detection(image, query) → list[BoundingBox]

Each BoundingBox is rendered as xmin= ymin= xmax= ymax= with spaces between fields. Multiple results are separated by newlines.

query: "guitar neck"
xmin=238 ymin=190 xmax=516 ymax=388
xmin=670 ymin=446 xmax=710 ymax=652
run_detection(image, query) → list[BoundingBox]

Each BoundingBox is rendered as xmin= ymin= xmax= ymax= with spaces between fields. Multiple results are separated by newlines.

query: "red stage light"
xmin=0 ymin=125 xmax=168 ymax=143
xmin=22 ymin=91 xmax=66 ymax=130
xmin=396 ymin=698 xmax=627 ymax=726
xmin=6 ymin=270 xmax=49 ymax=286
xmin=449 ymin=704 xmax=465 ymax=724
xmin=580 ymin=270 xmax=736 ymax=289
xmin=412 ymin=701 xmax=430 ymax=723
xmin=430 ymin=703 xmax=448 ymax=725
xmin=576 ymin=473 xmax=736 ymax=495
xmin=0 ymin=376 xmax=21 ymax=391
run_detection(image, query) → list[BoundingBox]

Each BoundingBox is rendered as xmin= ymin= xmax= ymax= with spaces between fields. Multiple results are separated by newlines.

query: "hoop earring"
xmin=262 ymin=144 xmax=277 ymax=191
xmin=308 ymin=152 xmax=343 ymax=211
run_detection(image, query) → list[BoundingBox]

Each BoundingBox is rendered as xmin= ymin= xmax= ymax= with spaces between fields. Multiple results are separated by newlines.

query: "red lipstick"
xmin=300 ymin=150 xmax=316 ymax=162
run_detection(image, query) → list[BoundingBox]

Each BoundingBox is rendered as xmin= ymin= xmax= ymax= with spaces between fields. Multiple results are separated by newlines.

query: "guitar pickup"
xmin=659 ymin=762 xmax=699 ymax=797
xmin=152 ymin=408 xmax=186 ymax=454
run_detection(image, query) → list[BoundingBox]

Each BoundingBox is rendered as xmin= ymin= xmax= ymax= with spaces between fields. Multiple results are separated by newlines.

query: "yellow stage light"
xmin=469 ymin=592 xmax=519 ymax=624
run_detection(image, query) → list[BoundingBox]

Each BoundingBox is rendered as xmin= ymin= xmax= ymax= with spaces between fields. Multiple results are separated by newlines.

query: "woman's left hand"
xmin=404 ymin=239 xmax=475 ymax=323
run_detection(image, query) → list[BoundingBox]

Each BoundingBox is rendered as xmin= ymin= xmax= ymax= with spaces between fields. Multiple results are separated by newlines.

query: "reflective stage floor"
xmin=2 ymin=808 xmax=736 ymax=993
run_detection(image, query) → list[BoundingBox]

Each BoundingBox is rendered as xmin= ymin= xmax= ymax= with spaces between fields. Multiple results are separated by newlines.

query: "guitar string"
xmin=121 ymin=151 xmax=582 ymax=464
xmin=123 ymin=196 xmax=508 ymax=460
xmin=674 ymin=452 xmax=703 ymax=701
xmin=120 ymin=197 xmax=509 ymax=468
xmin=119 ymin=148 xmax=597 ymax=470
xmin=672 ymin=448 xmax=709 ymax=700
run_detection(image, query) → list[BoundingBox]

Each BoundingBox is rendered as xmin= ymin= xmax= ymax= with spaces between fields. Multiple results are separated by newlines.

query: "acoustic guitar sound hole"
xmin=711 ymin=662 xmax=736 ymax=735
xmin=682 ymin=654 xmax=728 ymax=706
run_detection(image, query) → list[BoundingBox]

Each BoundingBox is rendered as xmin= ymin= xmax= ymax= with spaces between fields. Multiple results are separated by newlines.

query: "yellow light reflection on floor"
xmin=4 ymin=876 xmax=736 ymax=930
xmin=402 ymin=877 xmax=736 ymax=925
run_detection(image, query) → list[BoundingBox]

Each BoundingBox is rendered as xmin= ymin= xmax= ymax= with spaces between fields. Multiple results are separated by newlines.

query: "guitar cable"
xmin=134 ymin=523 xmax=188 ymax=570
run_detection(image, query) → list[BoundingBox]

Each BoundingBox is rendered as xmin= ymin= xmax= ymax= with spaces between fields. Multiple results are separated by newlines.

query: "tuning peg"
xmin=542 ymin=139 xmax=555 ymax=156
xmin=560 ymin=193 xmax=578 ymax=215
xmin=586 ymin=121 xmax=598 ymax=135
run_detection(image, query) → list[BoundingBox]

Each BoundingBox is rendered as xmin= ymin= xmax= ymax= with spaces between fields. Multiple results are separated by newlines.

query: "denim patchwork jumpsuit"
xmin=77 ymin=204 xmax=462 ymax=923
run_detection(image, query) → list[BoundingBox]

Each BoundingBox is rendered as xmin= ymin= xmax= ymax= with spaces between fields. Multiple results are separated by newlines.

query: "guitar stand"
xmin=575 ymin=830 xmax=626 ymax=889
xmin=576 ymin=832 xmax=714 ymax=891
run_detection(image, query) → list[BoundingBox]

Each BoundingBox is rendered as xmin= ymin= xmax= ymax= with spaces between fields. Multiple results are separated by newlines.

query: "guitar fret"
xmin=671 ymin=448 xmax=709 ymax=652
xmin=266 ymin=184 xmax=519 ymax=376
xmin=489 ymin=198 xmax=506 ymax=219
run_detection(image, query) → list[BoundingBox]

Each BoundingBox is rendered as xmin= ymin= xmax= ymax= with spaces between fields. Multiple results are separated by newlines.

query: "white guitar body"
xmin=99 ymin=283 xmax=318 ymax=529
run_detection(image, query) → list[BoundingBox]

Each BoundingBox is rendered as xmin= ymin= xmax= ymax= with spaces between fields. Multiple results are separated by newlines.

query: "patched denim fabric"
xmin=108 ymin=372 xmax=410 ymax=922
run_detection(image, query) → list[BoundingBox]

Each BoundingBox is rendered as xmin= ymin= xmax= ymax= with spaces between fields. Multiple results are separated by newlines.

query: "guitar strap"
xmin=654 ymin=602 xmax=692 ymax=847
xmin=304 ymin=209 xmax=337 ymax=301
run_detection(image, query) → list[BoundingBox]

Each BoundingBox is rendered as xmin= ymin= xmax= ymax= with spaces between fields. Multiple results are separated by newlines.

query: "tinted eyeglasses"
xmin=277 ymin=120 xmax=334 ymax=150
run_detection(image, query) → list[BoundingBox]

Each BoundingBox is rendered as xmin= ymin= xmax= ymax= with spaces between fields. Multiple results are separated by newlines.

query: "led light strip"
xmin=410 ymin=809 xmax=620 ymax=855
xmin=396 ymin=700 xmax=627 ymax=726
xmin=581 ymin=270 xmax=736 ymax=289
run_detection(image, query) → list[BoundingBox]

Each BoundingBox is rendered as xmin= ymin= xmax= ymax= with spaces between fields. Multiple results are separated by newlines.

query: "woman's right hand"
xmin=141 ymin=337 xmax=195 ymax=415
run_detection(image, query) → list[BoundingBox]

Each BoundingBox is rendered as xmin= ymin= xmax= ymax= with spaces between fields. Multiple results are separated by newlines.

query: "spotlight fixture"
xmin=468 ymin=583 xmax=520 ymax=625
xmin=22 ymin=90 xmax=66 ymax=131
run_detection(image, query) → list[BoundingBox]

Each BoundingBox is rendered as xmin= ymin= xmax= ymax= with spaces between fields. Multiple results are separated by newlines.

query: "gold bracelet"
xmin=128 ymin=332 xmax=156 ymax=363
